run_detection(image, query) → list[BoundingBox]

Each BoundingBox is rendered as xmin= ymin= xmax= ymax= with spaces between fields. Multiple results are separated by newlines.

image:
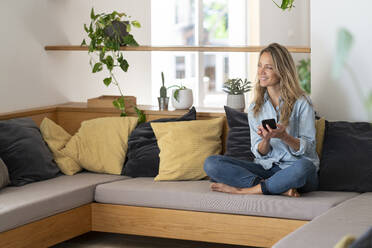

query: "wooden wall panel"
xmin=0 ymin=102 xmax=229 ymax=154
xmin=55 ymin=104 xmax=229 ymax=153
xmin=0 ymin=106 xmax=57 ymax=126
xmin=29 ymin=112 xmax=57 ymax=127
xmin=56 ymin=111 xmax=122 ymax=135
xmin=57 ymin=111 xmax=228 ymax=152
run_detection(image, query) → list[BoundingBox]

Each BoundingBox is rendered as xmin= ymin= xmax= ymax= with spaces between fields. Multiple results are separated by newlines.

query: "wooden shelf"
xmin=44 ymin=45 xmax=311 ymax=53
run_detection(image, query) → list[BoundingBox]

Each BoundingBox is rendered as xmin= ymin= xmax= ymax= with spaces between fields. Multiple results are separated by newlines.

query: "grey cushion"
xmin=273 ymin=193 xmax=372 ymax=248
xmin=0 ymin=172 xmax=128 ymax=232
xmin=95 ymin=177 xmax=359 ymax=220
xmin=0 ymin=158 xmax=10 ymax=190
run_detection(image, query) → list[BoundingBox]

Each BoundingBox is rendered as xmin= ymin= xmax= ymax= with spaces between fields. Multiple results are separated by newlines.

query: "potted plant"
xmin=158 ymin=72 xmax=169 ymax=110
xmin=223 ymin=78 xmax=252 ymax=112
xmin=168 ymin=84 xmax=193 ymax=110
xmin=81 ymin=8 xmax=145 ymax=123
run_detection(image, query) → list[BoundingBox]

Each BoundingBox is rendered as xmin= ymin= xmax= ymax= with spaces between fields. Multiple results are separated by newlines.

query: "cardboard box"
xmin=87 ymin=95 xmax=137 ymax=112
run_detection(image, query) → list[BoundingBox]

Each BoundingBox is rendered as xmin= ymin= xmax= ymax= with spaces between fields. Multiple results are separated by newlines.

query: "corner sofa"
xmin=0 ymin=103 xmax=371 ymax=248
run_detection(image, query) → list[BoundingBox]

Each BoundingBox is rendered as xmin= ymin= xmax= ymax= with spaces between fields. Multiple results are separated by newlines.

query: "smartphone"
xmin=261 ymin=118 xmax=277 ymax=131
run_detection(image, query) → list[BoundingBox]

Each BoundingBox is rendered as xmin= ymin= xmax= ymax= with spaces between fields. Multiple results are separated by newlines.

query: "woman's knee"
xmin=203 ymin=155 xmax=224 ymax=176
xmin=295 ymin=158 xmax=316 ymax=176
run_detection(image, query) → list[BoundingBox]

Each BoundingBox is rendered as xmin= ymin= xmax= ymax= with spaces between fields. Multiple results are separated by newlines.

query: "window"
xmin=151 ymin=0 xmax=249 ymax=108
xmin=151 ymin=0 xmax=310 ymax=108
xmin=175 ymin=56 xmax=186 ymax=79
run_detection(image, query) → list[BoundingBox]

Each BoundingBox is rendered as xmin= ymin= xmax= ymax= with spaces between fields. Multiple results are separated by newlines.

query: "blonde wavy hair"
xmin=253 ymin=43 xmax=306 ymax=126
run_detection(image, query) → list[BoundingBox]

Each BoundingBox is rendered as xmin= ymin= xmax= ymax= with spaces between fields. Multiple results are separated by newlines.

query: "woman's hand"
xmin=257 ymin=125 xmax=270 ymax=141
xmin=257 ymin=123 xmax=288 ymax=141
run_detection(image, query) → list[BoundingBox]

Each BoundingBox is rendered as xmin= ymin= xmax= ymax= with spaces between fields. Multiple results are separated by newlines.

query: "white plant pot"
xmin=171 ymin=89 xmax=193 ymax=109
xmin=226 ymin=94 xmax=245 ymax=112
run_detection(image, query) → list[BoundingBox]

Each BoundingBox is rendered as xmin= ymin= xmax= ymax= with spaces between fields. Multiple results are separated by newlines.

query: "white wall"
xmin=243 ymin=0 xmax=310 ymax=104
xmin=259 ymin=0 xmax=309 ymax=46
xmin=311 ymin=0 xmax=372 ymax=121
xmin=0 ymin=0 xmax=151 ymax=113
xmin=258 ymin=0 xmax=310 ymax=68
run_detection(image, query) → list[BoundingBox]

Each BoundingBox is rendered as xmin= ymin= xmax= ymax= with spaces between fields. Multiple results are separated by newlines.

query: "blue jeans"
xmin=203 ymin=155 xmax=318 ymax=195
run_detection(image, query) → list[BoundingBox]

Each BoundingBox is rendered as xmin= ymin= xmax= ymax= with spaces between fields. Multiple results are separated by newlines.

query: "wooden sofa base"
xmin=91 ymin=203 xmax=308 ymax=248
xmin=0 ymin=203 xmax=307 ymax=248
xmin=0 ymin=204 xmax=91 ymax=248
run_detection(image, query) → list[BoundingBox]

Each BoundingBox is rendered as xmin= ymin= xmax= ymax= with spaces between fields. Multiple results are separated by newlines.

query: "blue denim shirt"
xmin=248 ymin=92 xmax=319 ymax=171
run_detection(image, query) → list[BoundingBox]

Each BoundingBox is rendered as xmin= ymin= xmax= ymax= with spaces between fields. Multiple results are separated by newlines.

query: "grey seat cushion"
xmin=0 ymin=172 xmax=128 ymax=232
xmin=95 ymin=177 xmax=359 ymax=220
xmin=273 ymin=193 xmax=372 ymax=248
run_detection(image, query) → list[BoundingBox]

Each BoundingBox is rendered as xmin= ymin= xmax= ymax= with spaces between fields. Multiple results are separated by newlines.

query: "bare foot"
xmin=210 ymin=183 xmax=263 ymax=194
xmin=210 ymin=183 xmax=239 ymax=194
xmin=282 ymin=188 xmax=300 ymax=197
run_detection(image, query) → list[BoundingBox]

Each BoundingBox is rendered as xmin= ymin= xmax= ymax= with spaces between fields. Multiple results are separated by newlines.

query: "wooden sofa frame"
xmin=0 ymin=103 xmax=308 ymax=248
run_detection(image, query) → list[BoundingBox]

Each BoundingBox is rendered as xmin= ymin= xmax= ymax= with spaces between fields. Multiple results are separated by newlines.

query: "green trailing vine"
xmin=82 ymin=8 xmax=145 ymax=122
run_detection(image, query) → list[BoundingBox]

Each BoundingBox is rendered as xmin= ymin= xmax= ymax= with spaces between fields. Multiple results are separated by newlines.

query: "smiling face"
xmin=257 ymin=52 xmax=280 ymax=88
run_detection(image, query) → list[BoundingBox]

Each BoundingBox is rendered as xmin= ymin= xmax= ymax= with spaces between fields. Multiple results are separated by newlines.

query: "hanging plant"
xmin=272 ymin=0 xmax=295 ymax=11
xmin=82 ymin=8 xmax=145 ymax=123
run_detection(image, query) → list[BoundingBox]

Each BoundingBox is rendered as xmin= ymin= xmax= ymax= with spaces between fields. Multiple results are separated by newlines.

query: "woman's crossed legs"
xmin=203 ymin=155 xmax=318 ymax=197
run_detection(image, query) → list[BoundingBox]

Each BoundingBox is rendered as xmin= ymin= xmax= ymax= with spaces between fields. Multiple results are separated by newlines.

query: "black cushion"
xmin=123 ymin=107 xmax=197 ymax=177
xmin=224 ymin=106 xmax=255 ymax=161
xmin=319 ymin=120 xmax=372 ymax=192
xmin=0 ymin=118 xmax=60 ymax=186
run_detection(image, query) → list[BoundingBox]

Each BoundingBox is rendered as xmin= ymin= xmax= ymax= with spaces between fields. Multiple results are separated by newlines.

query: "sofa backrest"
xmin=0 ymin=105 xmax=57 ymax=127
xmin=0 ymin=103 xmax=229 ymax=152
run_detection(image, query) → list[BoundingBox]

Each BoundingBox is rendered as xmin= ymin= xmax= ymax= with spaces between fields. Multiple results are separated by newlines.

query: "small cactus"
xmin=160 ymin=72 xmax=167 ymax=98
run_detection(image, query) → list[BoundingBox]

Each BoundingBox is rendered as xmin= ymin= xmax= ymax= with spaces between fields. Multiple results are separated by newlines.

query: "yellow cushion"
xmin=40 ymin=118 xmax=81 ymax=175
xmin=315 ymin=118 xmax=326 ymax=158
xmin=62 ymin=117 xmax=138 ymax=175
xmin=334 ymin=235 xmax=356 ymax=248
xmin=151 ymin=118 xmax=224 ymax=181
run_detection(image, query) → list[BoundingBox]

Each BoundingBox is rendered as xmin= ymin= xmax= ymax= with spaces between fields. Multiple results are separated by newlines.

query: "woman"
xmin=204 ymin=43 xmax=319 ymax=197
